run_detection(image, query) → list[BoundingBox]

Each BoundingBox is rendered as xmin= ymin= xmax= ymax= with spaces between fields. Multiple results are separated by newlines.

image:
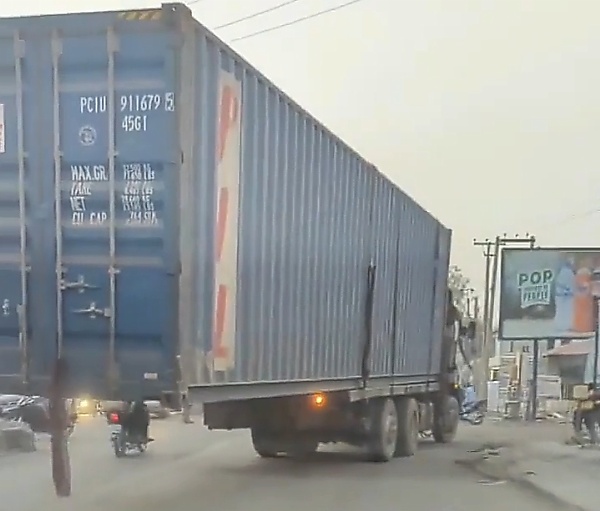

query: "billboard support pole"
xmin=529 ymin=340 xmax=539 ymax=421
xmin=488 ymin=236 xmax=501 ymax=341
xmin=474 ymin=234 xmax=536 ymax=408
xmin=479 ymin=236 xmax=502 ymax=403
xmin=473 ymin=239 xmax=495 ymax=402
xmin=594 ymin=297 xmax=600 ymax=387
xmin=473 ymin=240 xmax=494 ymax=351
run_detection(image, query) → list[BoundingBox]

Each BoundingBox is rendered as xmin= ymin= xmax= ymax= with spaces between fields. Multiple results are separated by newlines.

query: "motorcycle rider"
xmin=124 ymin=400 xmax=151 ymax=442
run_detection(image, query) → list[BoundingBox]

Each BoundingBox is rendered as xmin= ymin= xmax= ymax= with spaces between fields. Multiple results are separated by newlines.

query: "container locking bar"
xmin=60 ymin=274 xmax=98 ymax=292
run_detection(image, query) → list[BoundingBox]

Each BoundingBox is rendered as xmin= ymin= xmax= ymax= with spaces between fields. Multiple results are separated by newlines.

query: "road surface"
xmin=0 ymin=417 xmax=566 ymax=511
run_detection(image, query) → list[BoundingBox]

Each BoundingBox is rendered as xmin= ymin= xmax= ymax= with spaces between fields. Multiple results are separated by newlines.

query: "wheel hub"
xmin=385 ymin=408 xmax=398 ymax=448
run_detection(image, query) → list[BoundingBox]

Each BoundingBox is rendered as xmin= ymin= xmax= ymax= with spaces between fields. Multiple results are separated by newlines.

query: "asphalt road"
xmin=0 ymin=417 xmax=566 ymax=511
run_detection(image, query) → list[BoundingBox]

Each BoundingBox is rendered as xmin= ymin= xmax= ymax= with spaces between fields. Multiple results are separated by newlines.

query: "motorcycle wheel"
xmin=112 ymin=439 xmax=125 ymax=458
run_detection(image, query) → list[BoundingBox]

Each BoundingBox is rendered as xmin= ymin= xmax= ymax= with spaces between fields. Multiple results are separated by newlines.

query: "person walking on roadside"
xmin=581 ymin=383 xmax=600 ymax=444
xmin=182 ymin=391 xmax=194 ymax=424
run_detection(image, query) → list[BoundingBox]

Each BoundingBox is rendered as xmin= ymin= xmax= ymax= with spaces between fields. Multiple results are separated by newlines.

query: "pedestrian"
xmin=581 ymin=383 xmax=600 ymax=444
xmin=182 ymin=391 xmax=194 ymax=424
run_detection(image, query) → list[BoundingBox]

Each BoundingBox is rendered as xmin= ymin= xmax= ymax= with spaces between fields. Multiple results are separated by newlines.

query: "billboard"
xmin=499 ymin=248 xmax=600 ymax=340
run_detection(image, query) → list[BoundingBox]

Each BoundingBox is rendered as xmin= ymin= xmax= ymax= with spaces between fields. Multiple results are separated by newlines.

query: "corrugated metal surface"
xmin=0 ymin=3 xmax=451 ymax=400
xmin=186 ymin=4 xmax=451 ymax=386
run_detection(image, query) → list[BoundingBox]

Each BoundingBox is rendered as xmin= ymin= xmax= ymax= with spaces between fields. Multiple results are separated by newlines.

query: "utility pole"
xmin=472 ymin=239 xmax=495 ymax=401
xmin=472 ymin=234 xmax=536 ymax=403
xmin=473 ymin=240 xmax=494 ymax=350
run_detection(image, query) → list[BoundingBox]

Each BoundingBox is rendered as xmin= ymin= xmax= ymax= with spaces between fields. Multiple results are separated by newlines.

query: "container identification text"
xmin=68 ymin=163 xmax=160 ymax=227
xmin=69 ymin=164 xmax=109 ymax=226
xmin=79 ymin=92 xmax=175 ymax=132
xmin=121 ymin=163 xmax=158 ymax=226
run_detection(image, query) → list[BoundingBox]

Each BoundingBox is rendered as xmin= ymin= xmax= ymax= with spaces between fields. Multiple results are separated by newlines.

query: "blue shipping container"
xmin=0 ymin=3 xmax=451 ymax=401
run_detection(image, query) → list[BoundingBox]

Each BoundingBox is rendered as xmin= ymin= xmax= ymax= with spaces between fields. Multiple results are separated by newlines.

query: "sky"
xmin=5 ymin=0 xmax=600 ymax=297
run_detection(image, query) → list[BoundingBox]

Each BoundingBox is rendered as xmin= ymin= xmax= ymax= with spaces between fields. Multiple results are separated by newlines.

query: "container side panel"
xmin=176 ymin=13 xmax=200 ymax=390
xmin=429 ymin=226 xmax=451 ymax=375
xmin=369 ymin=174 xmax=396 ymax=378
xmin=193 ymin=21 xmax=449 ymax=386
xmin=188 ymin=33 xmax=216 ymax=386
xmin=392 ymin=193 xmax=439 ymax=377
xmin=196 ymin=29 xmax=378 ymax=383
xmin=212 ymin=68 xmax=242 ymax=373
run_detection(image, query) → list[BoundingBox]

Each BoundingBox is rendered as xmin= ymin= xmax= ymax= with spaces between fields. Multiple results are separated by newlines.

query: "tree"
xmin=448 ymin=265 xmax=471 ymax=315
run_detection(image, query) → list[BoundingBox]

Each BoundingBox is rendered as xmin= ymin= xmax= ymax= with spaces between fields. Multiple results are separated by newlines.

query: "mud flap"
xmin=49 ymin=357 xmax=71 ymax=497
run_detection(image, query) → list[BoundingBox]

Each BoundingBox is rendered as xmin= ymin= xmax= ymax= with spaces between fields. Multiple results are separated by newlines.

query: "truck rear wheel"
xmin=433 ymin=395 xmax=459 ymax=444
xmin=393 ymin=397 xmax=419 ymax=457
xmin=251 ymin=429 xmax=317 ymax=459
xmin=250 ymin=428 xmax=282 ymax=458
xmin=366 ymin=397 xmax=398 ymax=462
xmin=285 ymin=439 xmax=319 ymax=458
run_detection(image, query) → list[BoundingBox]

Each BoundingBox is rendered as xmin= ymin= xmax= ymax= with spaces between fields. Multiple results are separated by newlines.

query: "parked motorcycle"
xmin=107 ymin=411 xmax=152 ymax=458
xmin=459 ymin=399 xmax=485 ymax=425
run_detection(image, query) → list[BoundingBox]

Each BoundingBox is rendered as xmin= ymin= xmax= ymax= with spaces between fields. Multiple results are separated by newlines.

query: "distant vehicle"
xmin=99 ymin=400 xmax=125 ymax=413
xmin=75 ymin=398 xmax=100 ymax=417
xmin=144 ymin=400 xmax=169 ymax=420
xmin=100 ymin=401 xmax=126 ymax=424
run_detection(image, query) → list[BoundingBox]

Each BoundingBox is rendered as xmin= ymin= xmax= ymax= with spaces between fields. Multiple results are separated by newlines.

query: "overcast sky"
xmin=6 ymin=0 xmax=600 ymax=295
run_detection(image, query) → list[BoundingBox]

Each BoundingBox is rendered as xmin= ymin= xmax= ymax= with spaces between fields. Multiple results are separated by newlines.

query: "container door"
xmin=50 ymin=25 xmax=178 ymax=398
xmin=0 ymin=33 xmax=33 ymax=391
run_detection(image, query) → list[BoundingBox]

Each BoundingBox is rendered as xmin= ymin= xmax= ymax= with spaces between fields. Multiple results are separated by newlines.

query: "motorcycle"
xmin=459 ymin=399 xmax=485 ymax=425
xmin=107 ymin=411 xmax=152 ymax=458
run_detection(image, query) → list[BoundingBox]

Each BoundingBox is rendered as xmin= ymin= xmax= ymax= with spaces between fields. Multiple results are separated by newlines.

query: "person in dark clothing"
xmin=124 ymin=400 xmax=151 ymax=441
xmin=581 ymin=383 xmax=600 ymax=444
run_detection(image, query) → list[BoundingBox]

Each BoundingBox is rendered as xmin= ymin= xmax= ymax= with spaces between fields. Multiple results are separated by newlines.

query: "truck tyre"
xmin=250 ymin=428 xmax=282 ymax=459
xmin=393 ymin=397 xmax=419 ymax=457
xmin=366 ymin=398 xmax=398 ymax=462
xmin=433 ymin=395 xmax=459 ymax=444
xmin=285 ymin=439 xmax=319 ymax=458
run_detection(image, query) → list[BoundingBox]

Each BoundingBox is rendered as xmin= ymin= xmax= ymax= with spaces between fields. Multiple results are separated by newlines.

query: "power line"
xmin=231 ymin=0 xmax=368 ymax=42
xmin=187 ymin=0 xmax=204 ymax=5
xmin=536 ymin=206 xmax=600 ymax=232
xmin=215 ymin=0 xmax=305 ymax=30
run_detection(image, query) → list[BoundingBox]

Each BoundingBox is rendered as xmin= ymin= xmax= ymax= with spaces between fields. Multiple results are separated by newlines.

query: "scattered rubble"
xmin=456 ymin=443 xmax=587 ymax=511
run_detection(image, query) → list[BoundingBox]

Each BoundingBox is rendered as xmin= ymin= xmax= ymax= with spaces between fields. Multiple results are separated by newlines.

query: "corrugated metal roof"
xmin=546 ymin=340 xmax=593 ymax=357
